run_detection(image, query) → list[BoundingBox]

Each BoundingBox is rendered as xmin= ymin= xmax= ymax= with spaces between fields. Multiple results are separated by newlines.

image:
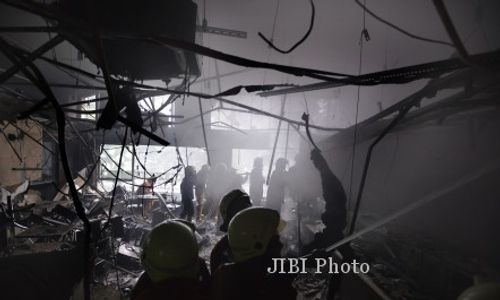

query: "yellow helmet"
xmin=141 ymin=221 xmax=199 ymax=282
xmin=219 ymin=189 xmax=252 ymax=232
xmin=458 ymin=283 xmax=500 ymax=300
xmin=228 ymin=207 xmax=283 ymax=262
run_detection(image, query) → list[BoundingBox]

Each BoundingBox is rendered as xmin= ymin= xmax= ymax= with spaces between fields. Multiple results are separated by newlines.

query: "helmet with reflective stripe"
xmin=228 ymin=207 xmax=282 ymax=262
xmin=141 ymin=220 xmax=199 ymax=282
xmin=219 ymin=189 xmax=252 ymax=232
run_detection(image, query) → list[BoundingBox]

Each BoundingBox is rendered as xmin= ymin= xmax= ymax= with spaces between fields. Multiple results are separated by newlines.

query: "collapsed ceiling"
xmin=0 ymin=0 xmax=500 ymax=299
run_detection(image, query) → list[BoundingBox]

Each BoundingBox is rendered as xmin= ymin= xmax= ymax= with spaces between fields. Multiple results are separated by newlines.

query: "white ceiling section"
xmin=0 ymin=0 xmax=499 ymax=128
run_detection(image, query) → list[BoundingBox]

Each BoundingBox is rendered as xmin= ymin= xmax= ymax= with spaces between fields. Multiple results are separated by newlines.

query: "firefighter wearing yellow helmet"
xmin=210 ymin=189 xmax=252 ymax=273
xmin=228 ymin=207 xmax=283 ymax=262
xmin=210 ymin=207 xmax=295 ymax=300
xmin=131 ymin=221 xmax=208 ymax=300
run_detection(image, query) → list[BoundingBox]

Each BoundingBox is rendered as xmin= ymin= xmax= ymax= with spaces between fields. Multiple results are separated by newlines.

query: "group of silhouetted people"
xmin=130 ymin=149 xmax=352 ymax=300
xmin=178 ymin=162 xmax=250 ymax=222
xmin=131 ymin=188 xmax=297 ymax=300
xmin=130 ymin=148 xmax=500 ymax=300
xmin=179 ymin=155 xmax=295 ymax=225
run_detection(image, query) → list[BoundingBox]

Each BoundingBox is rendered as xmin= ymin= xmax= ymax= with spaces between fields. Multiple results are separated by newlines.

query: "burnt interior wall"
xmin=0 ymin=120 xmax=43 ymax=187
xmin=315 ymin=106 xmax=500 ymax=296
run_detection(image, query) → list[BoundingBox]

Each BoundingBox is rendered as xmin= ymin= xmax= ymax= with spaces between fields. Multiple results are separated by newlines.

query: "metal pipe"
xmin=432 ymin=0 xmax=474 ymax=66
xmin=284 ymin=123 xmax=290 ymax=159
xmin=266 ymin=95 xmax=287 ymax=185
xmin=198 ymin=98 xmax=211 ymax=166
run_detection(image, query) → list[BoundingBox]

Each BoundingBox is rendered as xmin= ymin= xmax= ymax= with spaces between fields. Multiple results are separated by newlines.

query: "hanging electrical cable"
xmin=266 ymin=94 xmax=287 ymax=185
xmin=347 ymin=0 xmax=368 ymax=212
xmin=102 ymin=147 xmax=136 ymax=178
xmin=127 ymin=132 xmax=153 ymax=178
xmin=198 ymin=97 xmax=211 ymax=166
xmin=102 ymin=126 xmax=128 ymax=231
xmin=98 ymin=162 xmax=180 ymax=189
xmin=301 ymin=113 xmax=319 ymax=151
xmin=139 ymin=133 xmax=152 ymax=200
xmin=258 ymin=0 xmax=315 ymax=54
xmin=354 ymin=0 xmax=453 ymax=48
xmin=261 ymin=0 xmax=282 ymax=85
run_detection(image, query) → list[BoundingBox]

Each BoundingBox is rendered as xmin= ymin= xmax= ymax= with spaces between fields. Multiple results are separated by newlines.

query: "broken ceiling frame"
xmin=0 ymin=35 xmax=64 ymax=85
xmin=0 ymin=1 xmax=496 ymax=159
xmin=2 ymin=0 xmax=499 ymax=88
xmin=106 ymin=79 xmax=344 ymax=131
xmin=1 ymin=0 xmax=350 ymax=79
xmin=0 ymin=6 xmax=244 ymax=42
xmin=300 ymin=63 xmax=500 ymax=241
xmin=0 ymin=33 xmax=94 ymax=300
xmin=148 ymin=35 xmax=500 ymax=85
xmin=101 ymin=126 xmax=128 ymax=233
xmin=258 ymin=51 xmax=500 ymax=97
xmin=431 ymin=0 xmax=474 ymax=66
xmin=0 ymin=38 xmax=171 ymax=149
xmin=354 ymin=0 xmax=453 ymax=48
xmin=3 ymin=1 xmax=498 ymax=139
xmin=323 ymin=66 xmax=500 ymax=148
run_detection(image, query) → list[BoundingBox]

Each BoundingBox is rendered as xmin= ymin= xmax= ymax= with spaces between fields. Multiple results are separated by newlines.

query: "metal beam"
xmin=198 ymin=98 xmax=211 ymax=166
xmin=259 ymin=81 xmax=344 ymax=97
xmin=196 ymin=25 xmax=247 ymax=39
xmin=191 ymin=69 xmax=252 ymax=86
xmin=266 ymin=95 xmax=287 ymax=185
xmin=0 ymin=35 xmax=64 ymax=85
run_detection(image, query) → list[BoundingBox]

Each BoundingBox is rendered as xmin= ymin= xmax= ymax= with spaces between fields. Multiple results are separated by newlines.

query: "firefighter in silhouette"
xmin=266 ymin=158 xmax=288 ymax=213
xmin=180 ymin=166 xmax=196 ymax=222
xmin=195 ymin=164 xmax=210 ymax=220
xmin=249 ymin=157 xmax=265 ymax=206
xmin=209 ymin=189 xmax=252 ymax=273
xmin=302 ymin=149 xmax=347 ymax=253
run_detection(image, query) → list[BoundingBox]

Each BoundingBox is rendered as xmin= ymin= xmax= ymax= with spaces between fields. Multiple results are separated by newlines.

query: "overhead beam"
xmin=259 ymin=81 xmax=344 ymax=97
xmin=191 ymin=69 xmax=252 ymax=86
xmin=0 ymin=35 xmax=64 ymax=85
xmin=196 ymin=25 xmax=247 ymax=39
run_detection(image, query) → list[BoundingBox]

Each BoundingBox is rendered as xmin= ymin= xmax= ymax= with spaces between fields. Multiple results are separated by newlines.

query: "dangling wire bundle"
xmin=301 ymin=113 xmax=320 ymax=151
xmin=258 ymin=0 xmax=316 ymax=54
